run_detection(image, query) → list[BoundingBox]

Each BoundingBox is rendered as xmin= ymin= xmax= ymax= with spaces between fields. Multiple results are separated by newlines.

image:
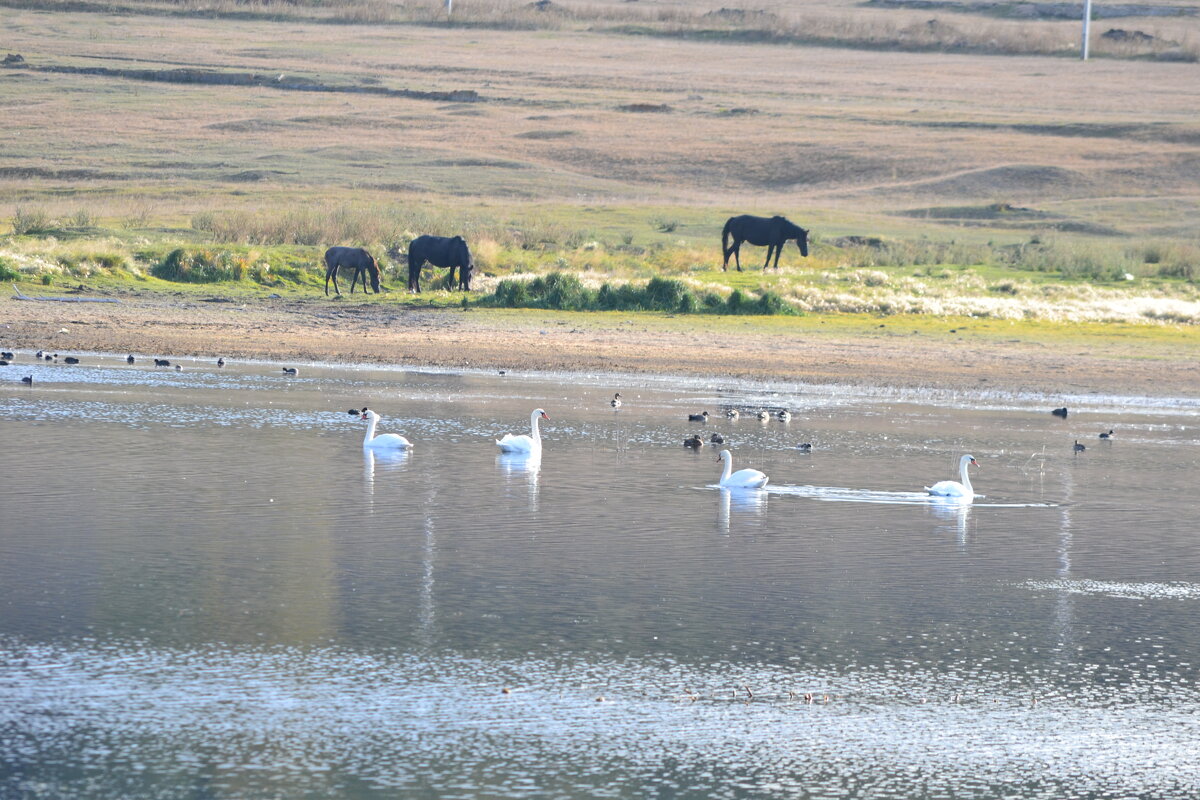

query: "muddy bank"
xmin=2 ymin=291 xmax=1197 ymax=398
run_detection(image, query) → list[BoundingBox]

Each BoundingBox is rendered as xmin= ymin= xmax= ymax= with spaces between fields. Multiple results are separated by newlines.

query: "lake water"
xmin=3 ymin=354 xmax=1200 ymax=799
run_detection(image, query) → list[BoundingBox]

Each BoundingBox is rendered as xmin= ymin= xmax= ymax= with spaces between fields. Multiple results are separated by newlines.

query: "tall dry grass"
xmin=190 ymin=203 xmax=596 ymax=252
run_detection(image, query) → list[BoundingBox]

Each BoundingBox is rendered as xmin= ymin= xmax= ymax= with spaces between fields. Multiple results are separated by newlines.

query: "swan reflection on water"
xmin=926 ymin=494 xmax=973 ymax=547
xmin=497 ymin=451 xmax=540 ymax=511
xmin=363 ymin=448 xmax=412 ymax=504
xmin=717 ymin=486 xmax=768 ymax=534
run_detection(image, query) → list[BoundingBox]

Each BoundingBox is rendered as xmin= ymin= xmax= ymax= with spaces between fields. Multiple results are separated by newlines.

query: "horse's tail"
xmin=367 ymin=254 xmax=381 ymax=293
xmin=721 ymin=218 xmax=734 ymax=268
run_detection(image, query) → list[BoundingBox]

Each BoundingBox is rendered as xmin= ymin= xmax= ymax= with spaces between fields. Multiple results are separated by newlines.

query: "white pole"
xmin=446 ymin=0 xmax=452 ymax=16
xmin=1081 ymin=0 xmax=1093 ymax=59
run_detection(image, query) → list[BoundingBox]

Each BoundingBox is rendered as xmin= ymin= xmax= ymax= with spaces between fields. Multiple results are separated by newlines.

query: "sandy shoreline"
xmin=3 ymin=290 xmax=1198 ymax=398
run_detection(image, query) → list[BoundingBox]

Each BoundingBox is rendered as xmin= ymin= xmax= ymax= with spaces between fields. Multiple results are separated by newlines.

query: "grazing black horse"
xmin=401 ymin=235 xmax=474 ymax=292
xmin=324 ymin=246 xmax=382 ymax=296
xmin=721 ymin=214 xmax=809 ymax=271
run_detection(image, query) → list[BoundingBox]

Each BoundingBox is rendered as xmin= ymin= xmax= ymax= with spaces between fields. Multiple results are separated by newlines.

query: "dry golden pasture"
xmin=1 ymin=3 xmax=1199 ymax=238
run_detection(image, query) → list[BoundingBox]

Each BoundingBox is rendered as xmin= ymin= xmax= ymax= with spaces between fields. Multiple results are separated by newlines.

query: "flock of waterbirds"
xmin=680 ymin=403 xmax=811 ymax=452
xmin=4 ymin=351 xmax=1115 ymax=487
xmin=348 ymin=389 xmax=1115 ymax=495
xmin=0 ymin=351 xmax=306 ymax=383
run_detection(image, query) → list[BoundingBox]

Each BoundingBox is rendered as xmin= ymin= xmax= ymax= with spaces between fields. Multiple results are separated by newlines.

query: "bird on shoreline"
xmin=1052 ymin=407 xmax=1068 ymax=418
xmin=126 ymin=354 xmax=135 ymax=364
xmin=282 ymin=367 xmax=299 ymax=376
xmin=21 ymin=375 xmax=32 ymax=385
xmin=610 ymin=393 xmax=622 ymax=408
xmin=688 ymin=411 xmax=709 ymax=422
xmin=1099 ymin=429 xmax=1114 ymax=439
xmin=684 ymin=435 xmax=704 ymax=449
xmin=217 ymin=357 xmax=226 ymax=367
xmin=726 ymin=408 xmax=739 ymax=419
xmin=710 ymin=433 xmax=724 ymax=444
xmin=1074 ymin=440 xmax=1086 ymax=452
xmin=756 ymin=410 xmax=769 ymax=422
xmin=797 ymin=443 xmax=812 ymax=452
xmin=777 ymin=409 xmax=791 ymax=422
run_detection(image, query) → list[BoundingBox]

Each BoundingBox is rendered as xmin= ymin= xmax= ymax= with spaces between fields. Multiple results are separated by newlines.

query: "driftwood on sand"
xmin=12 ymin=284 xmax=120 ymax=303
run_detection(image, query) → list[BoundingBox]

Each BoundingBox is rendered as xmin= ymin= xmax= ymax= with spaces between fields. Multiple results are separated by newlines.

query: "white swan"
xmin=925 ymin=454 xmax=977 ymax=498
xmin=497 ymin=408 xmax=549 ymax=453
xmin=715 ymin=449 xmax=769 ymax=489
xmin=361 ymin=408 xmax=413 ymax=449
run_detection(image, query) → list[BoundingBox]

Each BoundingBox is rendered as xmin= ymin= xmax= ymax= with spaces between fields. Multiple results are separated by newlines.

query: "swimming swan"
xmin=360 ymin=408 xmax=413 ymax=449
xmin=715 ymin=449 xmax=769 ymax=489
xmin=925 ymin=454 xmax=977 ymax=498
xmin=497 ymin=408 xmax=549 ymax=453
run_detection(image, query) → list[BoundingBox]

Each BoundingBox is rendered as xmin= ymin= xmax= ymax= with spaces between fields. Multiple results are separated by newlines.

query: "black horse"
xmin=324 ymin=246 xmax=382 ymax=296
xmin=721 ymin=215 xmax=809 ymax=271
xmin=401 ymin=235 xmax=474 ymax=292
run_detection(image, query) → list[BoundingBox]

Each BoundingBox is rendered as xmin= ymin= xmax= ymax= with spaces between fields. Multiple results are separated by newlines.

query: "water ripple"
xmin=1015 ymin=580 xmax=1200 ymax=601
xmin=3 ymin=636 xmax=1199 ymax=799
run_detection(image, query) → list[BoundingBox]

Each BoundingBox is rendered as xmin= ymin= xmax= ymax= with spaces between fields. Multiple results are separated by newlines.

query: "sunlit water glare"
xmin=2 ymin=355 xmax=1199 ymax=798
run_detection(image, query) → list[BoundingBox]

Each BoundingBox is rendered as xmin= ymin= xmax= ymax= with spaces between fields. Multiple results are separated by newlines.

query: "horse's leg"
xmin=773 ymin=243 xmax=783 ymax=270
xmin=350 ymin=267 xmax=361 ymax=294
xmin=733 ymin=240 xmax=743 ymax=272
xmin=331 ymin=265 xmax=342 ymax=296
xmin=325 ymin=265 xmax=335 ymax=296
xmin=763 ymin=244 xmax=774 ymax=271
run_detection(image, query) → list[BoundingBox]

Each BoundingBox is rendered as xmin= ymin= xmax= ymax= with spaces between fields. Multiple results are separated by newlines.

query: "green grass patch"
xmin=486 ymin=272 xmax=797 ymax=315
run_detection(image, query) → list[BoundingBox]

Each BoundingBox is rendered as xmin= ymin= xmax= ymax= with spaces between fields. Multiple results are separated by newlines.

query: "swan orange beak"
xmin=540 ymin=412 xmax=550 ymax=420
xmin=970 ymin=458 xmax=979 ymax=467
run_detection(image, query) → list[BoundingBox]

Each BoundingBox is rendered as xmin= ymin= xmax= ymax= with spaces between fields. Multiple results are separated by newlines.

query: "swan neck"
xmin=363 ymin=415 xmax=377 ymax=445
xmin=720 ymin=452 xmax=732 ymax=482
xmin=530 ymin=411 xmax=542 ymax=442
xmin=960 ymin=457 xmax=973 ymax=493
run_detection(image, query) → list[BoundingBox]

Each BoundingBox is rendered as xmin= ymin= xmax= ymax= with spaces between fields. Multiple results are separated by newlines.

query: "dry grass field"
xmin=1 ymin=0 xmax=1199 ymax=326
xmin=3 ymin=0 xmax=1199 ymax=213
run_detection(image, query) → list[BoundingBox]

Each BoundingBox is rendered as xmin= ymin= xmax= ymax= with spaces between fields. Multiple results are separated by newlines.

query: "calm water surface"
xmin=2 ymin=354 xmax=1200 ymax=799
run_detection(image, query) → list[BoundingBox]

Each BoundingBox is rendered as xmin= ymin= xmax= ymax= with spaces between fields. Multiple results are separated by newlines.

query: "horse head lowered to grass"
xmin=721 ymin=214 xmax=809 ymax=271
xmin=323 ymin=246 xmax=381 ymax=296
xmin=398 ymin=235 xmax=474 ymax=293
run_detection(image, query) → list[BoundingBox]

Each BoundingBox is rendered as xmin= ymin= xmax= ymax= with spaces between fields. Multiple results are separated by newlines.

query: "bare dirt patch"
xmin=3 ymin=291 xmax=1197 ymax=398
